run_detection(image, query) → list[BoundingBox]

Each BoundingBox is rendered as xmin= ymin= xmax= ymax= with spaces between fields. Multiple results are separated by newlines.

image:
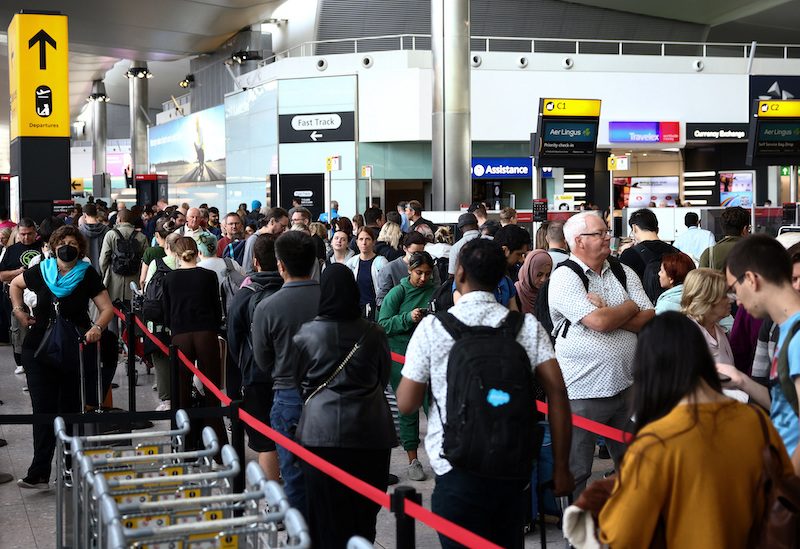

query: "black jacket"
xmin=226 ymin=271 xmax=283 ymax=386
xmin=375 ymin=241 xmax=403 ymax=262
xmin=293 ymin=318 xmax=397 ymax=449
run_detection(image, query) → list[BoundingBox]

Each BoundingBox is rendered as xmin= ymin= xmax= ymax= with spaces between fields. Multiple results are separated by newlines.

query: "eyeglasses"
xmin=579 ymin=230 xmax=612 ymax=239
xmin=726 ymin=273 xmax=746 ymax=301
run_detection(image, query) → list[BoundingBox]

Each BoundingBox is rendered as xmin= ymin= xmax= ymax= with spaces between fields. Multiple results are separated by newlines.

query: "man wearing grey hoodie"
xmin=79 ymin=203 xmax=109 ymax=274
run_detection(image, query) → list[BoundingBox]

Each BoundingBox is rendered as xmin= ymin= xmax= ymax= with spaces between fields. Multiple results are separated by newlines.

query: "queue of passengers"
xmin=0 ymin=197 xmax=799 ymax=548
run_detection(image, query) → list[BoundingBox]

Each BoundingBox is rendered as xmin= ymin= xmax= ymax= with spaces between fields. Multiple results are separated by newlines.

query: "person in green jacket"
xmin=378 ymin=251 xmax=436 ymax=481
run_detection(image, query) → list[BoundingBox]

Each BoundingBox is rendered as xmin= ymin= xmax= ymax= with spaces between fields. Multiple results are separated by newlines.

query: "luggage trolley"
xmin=76 ymin=444 xmax=240 ymax=549
xmin=99 ymin=462 xmax=308 ymax=549
xmin=54 ymin=410 xmax=193 ymax=549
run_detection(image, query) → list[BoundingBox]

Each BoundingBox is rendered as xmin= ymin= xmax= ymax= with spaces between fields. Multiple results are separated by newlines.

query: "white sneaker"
xmin=192 ymin=375 xmax=206 ymax=396
xmin=14 ymin=366 xmax=24 ymax=375
xmin=155 ymin=400 xmax=171 ymax=412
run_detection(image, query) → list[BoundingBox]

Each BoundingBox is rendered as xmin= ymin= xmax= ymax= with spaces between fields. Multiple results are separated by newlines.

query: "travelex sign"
xmin=609 ymin=121 xmax=680 ymax=143
xmin=471 ymin=157 xmax=532 ymax=179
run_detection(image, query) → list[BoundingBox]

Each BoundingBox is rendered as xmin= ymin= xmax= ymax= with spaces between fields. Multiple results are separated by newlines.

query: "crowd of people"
xmin=0 ymin=196 xmax=799 ymax=547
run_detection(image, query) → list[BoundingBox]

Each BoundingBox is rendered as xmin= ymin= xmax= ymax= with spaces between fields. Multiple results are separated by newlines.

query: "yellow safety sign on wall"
xmin=8 ymin=13 xmax=69 ymax=140
xmin=540 ymin=98 xmax=601 ymax=117
xmin=70 ymin=179 xmax=84 ymax=193
xmin=757 ymin=100 xmax=800 ymax=118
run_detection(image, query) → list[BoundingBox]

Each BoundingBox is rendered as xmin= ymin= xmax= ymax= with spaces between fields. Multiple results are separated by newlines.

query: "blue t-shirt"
xmin=770 ymin=311 xmax=800 ymax=455
xmin=494 ymin=276 xmax=517 ymax=307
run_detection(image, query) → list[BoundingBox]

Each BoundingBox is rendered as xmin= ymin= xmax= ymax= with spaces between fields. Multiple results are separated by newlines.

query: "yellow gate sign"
xmin=8 ymin=13 xmax=69 ymax=140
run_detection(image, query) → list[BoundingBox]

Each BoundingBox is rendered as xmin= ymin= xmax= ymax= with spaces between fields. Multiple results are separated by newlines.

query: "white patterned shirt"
xmin=548 ymin=255 xmax=653 ymax=400
xmin=401 ymin=291 xmax=556 ymax=476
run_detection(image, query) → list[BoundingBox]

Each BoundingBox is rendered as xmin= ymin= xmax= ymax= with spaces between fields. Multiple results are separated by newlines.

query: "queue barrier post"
xmin=125 ymin=309 xmax=137 ymax=412
xmin=229 ymin=399 xmax=246 ymax=495
xmin=391 ymin=485 xmax=422 ymax=549
xmin=169 ymin=344 xmax=180 ymax=431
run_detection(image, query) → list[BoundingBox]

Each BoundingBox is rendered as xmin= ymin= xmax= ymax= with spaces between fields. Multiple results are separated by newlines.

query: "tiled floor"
xmin=0 ymin=344 xmax=608 ymax=548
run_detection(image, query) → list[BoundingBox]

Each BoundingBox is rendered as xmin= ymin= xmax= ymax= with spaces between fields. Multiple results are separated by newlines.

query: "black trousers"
xmin=302 ymin=447 xmax=390 ymax=549
xmin=431 ymin=467 xmax=528 ymax=549
xmin=23 ymin=346 xmax=90 ymax=480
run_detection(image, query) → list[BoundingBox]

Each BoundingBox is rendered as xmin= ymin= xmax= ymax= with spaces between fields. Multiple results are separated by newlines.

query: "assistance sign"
xmin=8 ymin=13 xmax=69 ymax=139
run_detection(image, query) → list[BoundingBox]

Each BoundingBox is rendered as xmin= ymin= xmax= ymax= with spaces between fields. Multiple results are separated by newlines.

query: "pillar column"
xmin=127 ymin=61 xmax=151 ymax=175
xmin=431 ymin=0 xmax=471 ymax=211
xmin=89 ymin=80 xmax=108 ymax=174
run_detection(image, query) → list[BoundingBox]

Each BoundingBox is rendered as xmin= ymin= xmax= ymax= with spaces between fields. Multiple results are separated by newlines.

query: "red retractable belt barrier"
xmin=121 ymin=309 xmax=503 ymax=548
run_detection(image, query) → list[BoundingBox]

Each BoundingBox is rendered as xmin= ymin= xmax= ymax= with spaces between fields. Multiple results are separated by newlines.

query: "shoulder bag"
xmin=34 ymin=297 xmax=82 ymax=369
xmin=304 ymin=331 xmax=369 ymax=405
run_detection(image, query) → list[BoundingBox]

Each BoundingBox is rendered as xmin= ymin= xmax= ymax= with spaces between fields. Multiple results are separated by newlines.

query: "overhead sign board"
xmin=540 ymin=98 xmax=601 ymax=117
xmin=608 ymin=121 xmax=680 ymax=143
xmin=686 ymin=123 xmax=749 ymax=142
xmin=747 ymin=100 xmax=800 ymax=166
xmin=534 ymin=98 xmax=601 ymax=169
xmin=8 ymin=12 xmax=69 ymax=140
xmin=471 ymin=157 xmax=532 ymax=179
xmin=757 ymin=100 xmax=800 ymax=118
xmin=278 ymin=112 xmax=355 ymax=143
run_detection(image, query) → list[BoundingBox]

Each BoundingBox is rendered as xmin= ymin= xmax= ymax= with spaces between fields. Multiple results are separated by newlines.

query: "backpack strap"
xmin=559 ymin=259 xmax=590 ymax=292
xmin=112 ymin=228 xmax=123 ymax=240
xmin=633 ymin=242 xmax=658 ymax=265
xmin=223 ymin=257 xmax=235 ymax=274
xmin=500 ymin=310 xmax=525 ymax=338
xmin=777 ymin=320 xmax=800 ymax=415
xmin=606 ymin=256 xmax=628 ymax=290
xmin=436 ymin=312 xmax=469 ymax=341
xmin=154 ymin=257 xmax=169 ymax=272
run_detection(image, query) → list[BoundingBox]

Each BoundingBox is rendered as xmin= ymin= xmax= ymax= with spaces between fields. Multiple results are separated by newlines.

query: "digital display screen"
xmin=536 ymin=118 xmax=599 ymax=168
xmin=747 ymin=103 xmax=800 ymax=166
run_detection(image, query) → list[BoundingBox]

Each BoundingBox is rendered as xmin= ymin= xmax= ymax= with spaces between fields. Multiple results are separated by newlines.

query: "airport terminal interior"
xmin=1 ymin=0 xmax=800 ymax=547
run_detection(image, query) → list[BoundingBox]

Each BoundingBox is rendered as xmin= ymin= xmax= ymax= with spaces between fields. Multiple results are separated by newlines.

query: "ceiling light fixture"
xmin=231 ymin=50 xmax=263 ymax=64
xmin=86 ymin=92 xmax=110 ymax=103
xmin=178 ymin=74 xmax=195 ymax=89
xmin=125 ymin=67 xmax=153 ymax=79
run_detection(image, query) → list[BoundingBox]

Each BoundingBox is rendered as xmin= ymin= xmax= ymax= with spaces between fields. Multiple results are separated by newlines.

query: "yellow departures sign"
xmin=757 ymin=100 xmax=800 ymax=118
xmin=8 ymin=12 xmax=69 ymax=140
xmin=540 ymin=98 xmax=602 ymax=117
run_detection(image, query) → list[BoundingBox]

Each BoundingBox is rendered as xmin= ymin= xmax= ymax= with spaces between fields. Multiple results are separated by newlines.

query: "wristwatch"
xmin=91 ymin=323 xmax=103 ymax=333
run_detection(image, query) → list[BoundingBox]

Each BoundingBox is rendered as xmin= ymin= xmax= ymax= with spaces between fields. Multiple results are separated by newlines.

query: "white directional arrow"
xmin=310 ymin=131 xmax=322 ymax=141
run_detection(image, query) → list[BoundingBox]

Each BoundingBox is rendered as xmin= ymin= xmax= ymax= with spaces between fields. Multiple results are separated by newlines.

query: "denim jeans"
xmin=432 ymin=467 xmax=527 ymax=549
xmin=271 ymin=388 xmax=306 ymax=516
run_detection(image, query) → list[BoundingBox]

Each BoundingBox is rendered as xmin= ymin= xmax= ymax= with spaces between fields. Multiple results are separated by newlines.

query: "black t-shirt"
xmin=22 ymin=264 xmax=105 ymax=350
xmin=0 ymin=241 xmax=43 ymax=272
xmin=619 ymin=240 xmax=678 ymax=281
xmin=163 ymin=268 xmax=222 ymax=336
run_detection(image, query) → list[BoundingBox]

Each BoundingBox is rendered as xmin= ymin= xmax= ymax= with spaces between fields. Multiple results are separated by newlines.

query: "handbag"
xmin=304 ymin=331 xmax=368 ymax=405
xmin=749 ymin=405 xmax=800 ymax=548
xmin=34 ymin=297 xmax=81 ymax=368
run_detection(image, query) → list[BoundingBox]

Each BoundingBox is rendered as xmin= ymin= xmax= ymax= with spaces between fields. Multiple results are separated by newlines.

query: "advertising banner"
xmin=608 ymin=121 xmax=680 ymax=144
xmin=626 ymin=177 xmax=680 ymax=207
xmin=719 ymin=172 xmax=753 ymax=207
xmin=148 ymin=105 xmax=226 ymax=183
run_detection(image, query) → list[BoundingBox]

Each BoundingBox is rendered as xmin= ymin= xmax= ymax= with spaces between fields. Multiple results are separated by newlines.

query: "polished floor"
xmin=0 ymin=344 xmax=598 ymax=548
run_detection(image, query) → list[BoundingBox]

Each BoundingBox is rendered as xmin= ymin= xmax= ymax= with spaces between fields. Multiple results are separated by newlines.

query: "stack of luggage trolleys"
xmin=54 ymin=409 xmax=311 ymax=549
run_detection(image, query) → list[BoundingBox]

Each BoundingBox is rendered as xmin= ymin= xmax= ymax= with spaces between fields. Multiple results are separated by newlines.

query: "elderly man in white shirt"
xmin=548 ymin=211 xmax=654 ymax=497
xmin=672 ymin=211 xmax=716 ymax=264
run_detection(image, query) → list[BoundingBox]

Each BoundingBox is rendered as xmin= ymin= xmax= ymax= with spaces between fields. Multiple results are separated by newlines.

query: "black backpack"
xmin=633 ymin=243 xmax=672 ymax=304
xmin=434 ymin=310 xmax=541 ymax=479
xmin=110 ymin=228 xmax=143 ymax=276
xmin=433 ymin=256 xmax=450 ymax=285
xmin=142 ymin=257 xmax=171 ymax=324
xmin=535 ymin=257 xmax=628 ymax=340
xmin=235 ymin=278 xmax=282 ymax=383
xmin=429 ymin=275 xmax=455 ymax=313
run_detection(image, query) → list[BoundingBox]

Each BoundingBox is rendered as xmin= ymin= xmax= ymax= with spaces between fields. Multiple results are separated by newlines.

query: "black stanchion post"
xmin=125 ymin=310 xmax=137 ymax=412
xmin=169 ymin=344 xmax=180 ymax=431
xmin=229 ymin=399 xmax=245 ymax=494
xmin=391 ymin=485 xmax=421 ymax=549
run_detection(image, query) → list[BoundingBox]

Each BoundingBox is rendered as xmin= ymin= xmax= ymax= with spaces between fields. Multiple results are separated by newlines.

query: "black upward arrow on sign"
xmin=28 ymin=30 xmax=57 ymax=70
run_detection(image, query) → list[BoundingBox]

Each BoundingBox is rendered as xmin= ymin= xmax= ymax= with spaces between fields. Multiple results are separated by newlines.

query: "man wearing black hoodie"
xmin=226 ymin=234 xmax=283 ymax=480
xmin=79 ymin=203 xmax=109 ymax=274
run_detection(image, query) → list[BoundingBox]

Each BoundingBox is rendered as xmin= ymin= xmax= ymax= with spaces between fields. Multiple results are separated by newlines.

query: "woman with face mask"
xmin=9 ymin=225 xmax=114 ymax=490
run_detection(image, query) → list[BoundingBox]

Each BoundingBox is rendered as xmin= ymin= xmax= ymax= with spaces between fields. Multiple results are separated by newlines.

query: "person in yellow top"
xmin=585 ymin=312 xmax=792 ymax=548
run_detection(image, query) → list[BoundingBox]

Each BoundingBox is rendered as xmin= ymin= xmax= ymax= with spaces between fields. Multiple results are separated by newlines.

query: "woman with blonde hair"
xmin=681 ymin=268 xmax=734 ymax=366
xmin=375 ymin=221 xmax=403 ymax=261
xmin=162 ymin=236 xmax=227 ymax=451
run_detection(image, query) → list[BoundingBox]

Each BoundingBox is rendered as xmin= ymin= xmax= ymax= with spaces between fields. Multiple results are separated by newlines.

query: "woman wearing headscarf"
xmin=10 ymin=225 xmax=114 ymax=489
xmin=515 ymin=249 xmax=553 ymax=314
xmin=292 ymin=264 xmax=396 ymax=548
